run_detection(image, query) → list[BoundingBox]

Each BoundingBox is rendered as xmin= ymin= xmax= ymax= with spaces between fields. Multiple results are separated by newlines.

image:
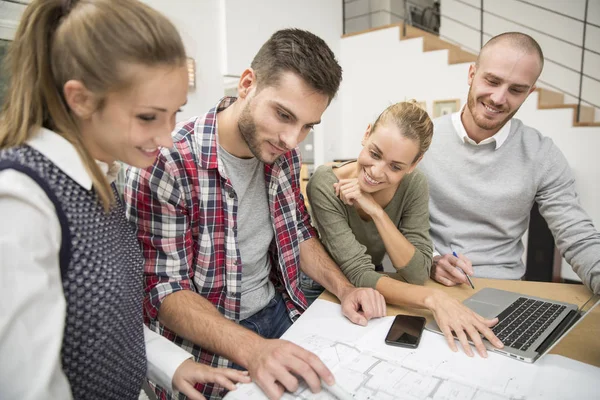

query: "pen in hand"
xmin=452 ymin=251 xmax=475 ymax=289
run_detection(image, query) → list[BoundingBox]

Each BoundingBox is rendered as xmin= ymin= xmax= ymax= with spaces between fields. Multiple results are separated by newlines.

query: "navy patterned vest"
xmin=0 ymin=145 xmax=147 ymax=399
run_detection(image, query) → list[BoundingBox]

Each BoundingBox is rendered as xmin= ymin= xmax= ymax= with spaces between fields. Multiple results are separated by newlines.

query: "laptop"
xmin=426 ymin=287 xmax=600 ymax=363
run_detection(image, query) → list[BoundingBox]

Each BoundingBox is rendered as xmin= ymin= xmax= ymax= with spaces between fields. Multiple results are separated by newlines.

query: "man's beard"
xmin=238 ymin=102 xmax=286 ymax=164
xmin=238 ymin=102 xmax=269 ymax=163
xmin=466 ymin=87 xmax=518 ymax=132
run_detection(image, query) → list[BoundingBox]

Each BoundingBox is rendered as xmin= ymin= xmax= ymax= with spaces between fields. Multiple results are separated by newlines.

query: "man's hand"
xmin=339 ymin=287 xmax=387 ymax=326
xmin=247 ymin=338 xmax=334 ymax=400
xmin=424 ymin=290 xmax=503 ymax=357
xmin=172 ymin=358 xmax=251 ymax=400
xmin=431 ymin=253 xmax=474 ymax=286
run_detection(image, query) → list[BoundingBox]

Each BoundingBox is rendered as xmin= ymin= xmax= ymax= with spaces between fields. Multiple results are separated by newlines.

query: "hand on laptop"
xmin=431 ymin=253 xmax=474 ymax=287
xmin=247 ymin=338 xmax=334 ymax=400
xmin=425 ymin=291 xmax=504 ymax=357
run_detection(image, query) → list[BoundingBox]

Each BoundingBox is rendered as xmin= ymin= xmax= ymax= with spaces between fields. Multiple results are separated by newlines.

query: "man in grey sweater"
xmin=419 ymin=32 xmax=600 ymax=294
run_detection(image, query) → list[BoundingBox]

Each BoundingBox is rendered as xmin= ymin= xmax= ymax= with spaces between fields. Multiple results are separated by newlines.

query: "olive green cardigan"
xmin=307 ymin=164 xmax=432 ymax=288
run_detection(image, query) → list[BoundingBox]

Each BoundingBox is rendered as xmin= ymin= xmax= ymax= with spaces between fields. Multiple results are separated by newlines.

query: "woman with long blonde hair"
xmin=0 ymin=1 xmax=249 ymax=399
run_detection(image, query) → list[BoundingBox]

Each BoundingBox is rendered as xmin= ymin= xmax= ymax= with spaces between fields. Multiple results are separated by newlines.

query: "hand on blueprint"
xmin=339 ymin=286 xmax=387 ymax=326
xmin=431 ymin=253 xmax=473 ymax=286
xmin=425 ymin=291 xmax=504 ymax=358
xmin=172 ymin=358 xmax=251 ymax=400
xmin=247 ymin=338 xmax=335 ymax=400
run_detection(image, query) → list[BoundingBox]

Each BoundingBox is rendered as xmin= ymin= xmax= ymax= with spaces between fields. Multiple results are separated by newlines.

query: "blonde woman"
xmin=0 ymin=1 xmax=249 ymax=399
xmin=306 ymin=101 xmax=504 ymax=358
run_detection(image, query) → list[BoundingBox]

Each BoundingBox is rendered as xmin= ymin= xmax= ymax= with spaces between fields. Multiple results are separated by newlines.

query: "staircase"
xmin=336 ymin=24 xmax=600 ymax=283
xmin=342 ymin=23 xmax=599 ymax=127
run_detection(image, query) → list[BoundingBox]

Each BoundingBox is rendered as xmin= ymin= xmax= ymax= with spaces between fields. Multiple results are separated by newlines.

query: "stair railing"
xmin=343 ymin=0 xmax=598 ymax=123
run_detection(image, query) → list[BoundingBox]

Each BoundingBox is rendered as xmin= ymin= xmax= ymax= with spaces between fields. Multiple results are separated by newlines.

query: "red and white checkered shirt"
xmin=124 ymin=97 xmax=316 ymax=399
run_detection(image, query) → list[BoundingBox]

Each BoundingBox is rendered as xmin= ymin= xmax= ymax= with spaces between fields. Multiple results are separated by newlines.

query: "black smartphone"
xmin=384 ymin=314 xmax=426 ymax=348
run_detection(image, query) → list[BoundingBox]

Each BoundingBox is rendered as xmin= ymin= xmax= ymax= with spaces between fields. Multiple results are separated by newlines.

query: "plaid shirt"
xmin=124 ymin=97 xmax=316 ymax=399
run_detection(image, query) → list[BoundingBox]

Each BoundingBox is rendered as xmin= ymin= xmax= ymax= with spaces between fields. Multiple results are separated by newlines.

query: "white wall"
xmin=338 ymin=26 xmax=600 ymax=280
xmin=141 ymin=0 xmax=224 ymax=121
xmin=0 ymin=1 xmax=24 ymax=40
xmin=222 ymin=0 xmax=344 ymax=166
xmin=0 ymin=0 xmax=223 ymax=121
xmin=440 ymin=0 xmax=600 ymax=117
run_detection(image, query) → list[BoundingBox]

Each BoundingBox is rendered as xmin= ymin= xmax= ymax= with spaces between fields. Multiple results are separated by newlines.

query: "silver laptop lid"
xmin=537 ymin=293 xmax=600 ymax=361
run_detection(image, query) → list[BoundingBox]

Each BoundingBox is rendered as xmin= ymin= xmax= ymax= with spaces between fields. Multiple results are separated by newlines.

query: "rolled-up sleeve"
xmin=124 ymin=151 xmax=196 ymax=320
xmin=292 ymin=153 xmax=317 ymax=243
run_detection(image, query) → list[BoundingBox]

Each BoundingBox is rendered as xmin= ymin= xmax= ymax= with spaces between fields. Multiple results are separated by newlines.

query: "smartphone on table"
xmin=384 ymin=314 xmax=426 ymax=348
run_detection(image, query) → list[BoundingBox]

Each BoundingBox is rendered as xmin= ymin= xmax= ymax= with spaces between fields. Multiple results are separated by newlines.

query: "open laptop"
xmin=426 ymin=287 xmax=600 ymax=363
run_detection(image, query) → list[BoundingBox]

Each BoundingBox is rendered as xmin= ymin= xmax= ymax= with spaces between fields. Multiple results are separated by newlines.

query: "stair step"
xmin=574 ymin=121 xmax=600 ymax=127
xmin=538 ymin=104 xmax=595 ymax=124
xmin=449 ymin=48 xmax=478 ymax=64
xmin=403 ymin=24 xmax=477 ymax=64
xmin=537 ymin=88 xmax=564 ymax=107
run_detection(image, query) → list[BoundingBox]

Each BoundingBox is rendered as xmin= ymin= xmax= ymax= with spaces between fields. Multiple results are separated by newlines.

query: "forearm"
xmin=158 ymin=290 xmax=262 ymax=368
xmin=299 ymin=237 xmax=355 ymax=300
xmin=370 ymin=208 xmax=416 ymax=268
xmin=375 ymin=276 xmax=441 ymax=309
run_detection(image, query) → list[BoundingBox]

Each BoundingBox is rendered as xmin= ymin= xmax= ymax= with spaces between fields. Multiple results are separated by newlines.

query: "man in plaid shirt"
xmin=125 ymin=29 xmax=386 ymax=400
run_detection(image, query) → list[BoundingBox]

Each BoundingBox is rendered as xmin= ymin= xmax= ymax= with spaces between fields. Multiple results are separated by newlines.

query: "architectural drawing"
xmin=225 ymin=334 xmax=525 ymax=400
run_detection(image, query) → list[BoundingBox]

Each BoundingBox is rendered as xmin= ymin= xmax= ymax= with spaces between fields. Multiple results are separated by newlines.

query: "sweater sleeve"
xmin=391 ymin=171 xmax=433 ymax=284
xmin=307 ymin=166 xmax=384 ymax=289
xmin=535 ymin=140 xmax=600 ymax=294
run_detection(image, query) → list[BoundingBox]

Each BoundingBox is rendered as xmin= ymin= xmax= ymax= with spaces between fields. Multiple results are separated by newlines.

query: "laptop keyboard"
xmin=491 ymin=297 xmax=566 ymax=351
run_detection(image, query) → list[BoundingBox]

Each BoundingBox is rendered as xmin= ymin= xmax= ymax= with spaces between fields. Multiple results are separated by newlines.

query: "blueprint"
xmin=224 ymin=300 xmax=600 ymax=400
xmin=226 ymin=334 xmax=527 ymax=400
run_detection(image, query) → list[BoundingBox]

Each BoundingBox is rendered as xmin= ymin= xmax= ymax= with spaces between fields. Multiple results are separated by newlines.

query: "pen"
xmin=453 ymin=251 xmax=475 ymax=289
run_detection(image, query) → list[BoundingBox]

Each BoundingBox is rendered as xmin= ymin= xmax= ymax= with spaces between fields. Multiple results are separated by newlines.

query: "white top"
xmin=452 ymin=105 xmax=512 ymax=149
xmin=0 ymin=128 xmax=192 ymax=399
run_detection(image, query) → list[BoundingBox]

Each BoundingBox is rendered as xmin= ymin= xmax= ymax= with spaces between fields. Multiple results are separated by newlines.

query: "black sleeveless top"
xmin=0 ymin=145 xmax=147 ymax=399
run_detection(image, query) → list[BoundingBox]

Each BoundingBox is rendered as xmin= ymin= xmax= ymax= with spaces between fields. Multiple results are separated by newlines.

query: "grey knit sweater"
xmin=419 ymin=115 xmax=600 ymax=294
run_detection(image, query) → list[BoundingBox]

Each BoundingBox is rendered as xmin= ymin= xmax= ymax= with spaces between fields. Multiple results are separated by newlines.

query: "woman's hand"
xmin=334 ymin=179 xmax=381 ymax=217
xmin=424 ymin=291 xmax=504 ymax=357
xmin=172 ymin=359 xmax=251 ymax=400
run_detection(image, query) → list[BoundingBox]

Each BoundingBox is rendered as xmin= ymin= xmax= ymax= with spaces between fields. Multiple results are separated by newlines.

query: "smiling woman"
xmin=303 ymin=101 xmax=505 ymax=359
xmin=305 ymin=100 xmax=434 ymax=296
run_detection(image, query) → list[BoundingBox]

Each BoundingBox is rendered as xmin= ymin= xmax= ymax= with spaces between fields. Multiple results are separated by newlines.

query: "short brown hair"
xmin=372 ymin=100 xmax=434 ymax=163
xmin=251 ymin=28 xmax=342 ymax=102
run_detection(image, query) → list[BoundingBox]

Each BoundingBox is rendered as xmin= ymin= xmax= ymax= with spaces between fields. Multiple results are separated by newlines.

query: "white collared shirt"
xmin=451 ymin=104 xmax=512 ymax=149
xmin=0 ymin=128 xmax=191 ymax=400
